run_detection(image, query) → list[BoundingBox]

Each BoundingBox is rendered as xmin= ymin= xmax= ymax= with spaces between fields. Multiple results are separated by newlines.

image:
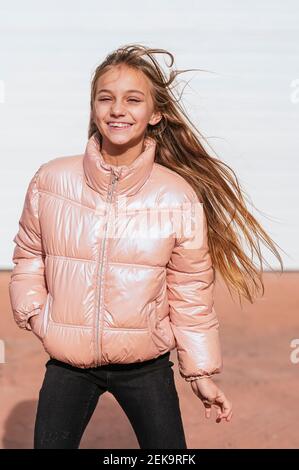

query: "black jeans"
xmin=34 ymin=351 xmax=187 ymax=449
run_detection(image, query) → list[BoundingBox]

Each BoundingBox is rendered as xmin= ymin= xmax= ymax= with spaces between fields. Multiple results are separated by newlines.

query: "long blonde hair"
xmin=88 ymin=43 xmax=284 ymax=304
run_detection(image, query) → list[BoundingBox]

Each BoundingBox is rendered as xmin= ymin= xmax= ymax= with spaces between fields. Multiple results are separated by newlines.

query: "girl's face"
xmin=93 ymin=64 xmax=161 ymax=149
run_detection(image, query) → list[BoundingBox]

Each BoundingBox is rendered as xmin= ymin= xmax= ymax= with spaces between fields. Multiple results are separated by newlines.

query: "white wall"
xmin=1 ymin=0 xmax=298 ymax=269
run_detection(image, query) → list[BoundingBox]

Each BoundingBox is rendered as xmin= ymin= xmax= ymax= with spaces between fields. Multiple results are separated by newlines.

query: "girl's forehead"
xmin=96 ymin=66 xmax=150 ymax=91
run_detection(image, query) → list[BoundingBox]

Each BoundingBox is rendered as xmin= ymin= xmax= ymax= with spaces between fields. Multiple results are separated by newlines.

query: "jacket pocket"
xmin=146 ymin=300 xmax=171 ymax=352
xmin=31 ymin=292 xmax=51 ymax=341
xmin=146 ymin=299 xmax=158 ymax=332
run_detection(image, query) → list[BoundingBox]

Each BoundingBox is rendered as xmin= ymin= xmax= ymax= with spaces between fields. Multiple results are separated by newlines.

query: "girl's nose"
xmin=110 ymin=102 xmax=126 ymax=115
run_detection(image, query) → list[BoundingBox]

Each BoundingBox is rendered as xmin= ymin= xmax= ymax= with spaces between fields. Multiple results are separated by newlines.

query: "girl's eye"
xmin=98 ymin=98 xmax=141 ymax=103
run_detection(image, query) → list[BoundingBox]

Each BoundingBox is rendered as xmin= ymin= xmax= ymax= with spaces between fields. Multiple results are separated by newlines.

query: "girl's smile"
xmin=106 ymin=122 xmax=134 ymax=130
xmin=92 ymin=64 xmax=161 ymax=166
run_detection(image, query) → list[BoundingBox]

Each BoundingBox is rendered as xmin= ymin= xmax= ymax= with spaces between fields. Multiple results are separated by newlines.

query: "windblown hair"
xmin=88 ymin=44 xmax=284 ymax=304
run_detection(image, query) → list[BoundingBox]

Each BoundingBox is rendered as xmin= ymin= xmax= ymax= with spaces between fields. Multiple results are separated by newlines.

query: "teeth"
xmin=109 ymin=123 xmax=132 ymax=128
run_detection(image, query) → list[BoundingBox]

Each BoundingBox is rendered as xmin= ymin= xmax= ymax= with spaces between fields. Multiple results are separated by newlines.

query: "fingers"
xmin=205 ymin=407 xmax=211 ymax=419
xmin=199 ymin=387 xmax=233 ymax=423
xmin=210 ymin=392 xmax=233 ymax=422
xmin=203 ymin=397 xmax=233 ymax=423
xmin=217 ymin=399 xmax=233 ymax=422
xmin=217 ymin=410 xmax=233 ymax=423
xmin=202 ymin=399 xmax=213 ymax=419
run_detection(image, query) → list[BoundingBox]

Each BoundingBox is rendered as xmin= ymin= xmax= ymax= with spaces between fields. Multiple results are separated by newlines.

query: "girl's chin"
xmin=104 ymin=135 xmax=134 ymax=144
xmin=101 ymin=130 xmax=144 ymax=146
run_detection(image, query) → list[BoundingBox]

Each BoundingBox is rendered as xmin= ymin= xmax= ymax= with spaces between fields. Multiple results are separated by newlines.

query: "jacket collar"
xmin=83 ymin=133 xmax=157 ymax=197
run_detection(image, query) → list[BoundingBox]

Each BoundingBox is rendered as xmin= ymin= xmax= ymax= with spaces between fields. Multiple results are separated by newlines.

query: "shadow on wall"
xmin=2 ymin=400 xmax=37 ymax=448
xmin=2 ymin=398 xmax=139 ymax=449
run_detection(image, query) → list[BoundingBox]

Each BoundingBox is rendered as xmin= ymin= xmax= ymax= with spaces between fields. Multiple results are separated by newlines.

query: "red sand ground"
xmin=0 ymin=271 xmax=298 ymax=449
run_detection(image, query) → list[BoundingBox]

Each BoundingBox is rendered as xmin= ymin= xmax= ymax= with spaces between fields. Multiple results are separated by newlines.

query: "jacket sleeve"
xmin=166 ymin=195 xmax=223 ymax=381
xmin=8 ymin=166 xmax=48 ymax=331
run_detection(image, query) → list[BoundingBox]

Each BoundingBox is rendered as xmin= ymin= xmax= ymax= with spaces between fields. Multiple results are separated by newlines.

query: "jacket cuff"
xmin=15 ymin=307 xmax=42 ymax=331
xmin=180 ymin=369 xmax=221 ymax=382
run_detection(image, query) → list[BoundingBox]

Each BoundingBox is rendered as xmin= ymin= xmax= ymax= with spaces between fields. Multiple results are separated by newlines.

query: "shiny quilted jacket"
xmin=8 ymin=134 xmax=223 ymax=381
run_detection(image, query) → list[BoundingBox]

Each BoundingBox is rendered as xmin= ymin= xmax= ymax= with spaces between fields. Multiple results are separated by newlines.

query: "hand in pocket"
xmin=29 ymin=313 xmax=43 ymax=341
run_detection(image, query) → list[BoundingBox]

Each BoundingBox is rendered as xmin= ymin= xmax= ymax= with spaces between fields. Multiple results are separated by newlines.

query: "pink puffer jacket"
xmin=8 ymin=135 xmax=223 ymax=381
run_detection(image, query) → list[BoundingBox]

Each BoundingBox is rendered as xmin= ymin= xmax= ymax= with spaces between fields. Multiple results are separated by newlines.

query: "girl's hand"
xmin=190 ymin=377 xmax=233 ymax=423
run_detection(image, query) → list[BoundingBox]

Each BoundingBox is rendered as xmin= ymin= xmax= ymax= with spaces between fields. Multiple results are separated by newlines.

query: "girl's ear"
xmin=149 ymin=112 xmax=163 ymax=126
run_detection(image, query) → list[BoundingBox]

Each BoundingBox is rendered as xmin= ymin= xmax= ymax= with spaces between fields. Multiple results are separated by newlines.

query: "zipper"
xmin=95 ymin=170 xmax=120 ymax=366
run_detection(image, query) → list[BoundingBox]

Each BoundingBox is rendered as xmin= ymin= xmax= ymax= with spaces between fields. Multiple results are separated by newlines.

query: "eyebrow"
xmin=96 ymin=89 xmax=145 ymax=96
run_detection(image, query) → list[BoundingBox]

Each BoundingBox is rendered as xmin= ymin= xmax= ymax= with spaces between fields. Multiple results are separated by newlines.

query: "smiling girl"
xmin=9 ymin=44 xmax=283 ymax=449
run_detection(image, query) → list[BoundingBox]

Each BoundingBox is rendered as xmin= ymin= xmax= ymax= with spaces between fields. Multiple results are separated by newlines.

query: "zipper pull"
xmin=108 ymin=171 xmax=120 ymax=197
xmin=112 ymin=169 xmax=121 ymax=182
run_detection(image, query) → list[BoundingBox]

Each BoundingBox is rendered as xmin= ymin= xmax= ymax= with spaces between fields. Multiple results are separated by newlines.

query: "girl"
xmin=9 ymin=44 xmax=283 ymax=449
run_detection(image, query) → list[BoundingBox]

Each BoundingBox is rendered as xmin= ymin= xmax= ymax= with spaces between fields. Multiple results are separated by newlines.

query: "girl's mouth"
xmin=107 ymin=123 xmax=134 ymax=131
